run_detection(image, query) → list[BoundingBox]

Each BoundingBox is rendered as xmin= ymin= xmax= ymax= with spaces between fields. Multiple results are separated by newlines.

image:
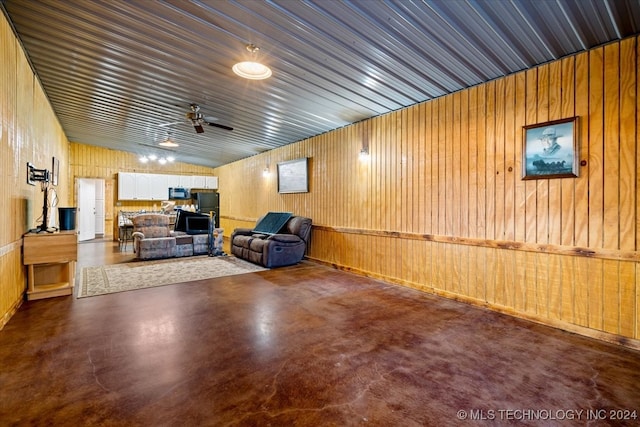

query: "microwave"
xmin=168 ymin=187 xmax=190 ymax=200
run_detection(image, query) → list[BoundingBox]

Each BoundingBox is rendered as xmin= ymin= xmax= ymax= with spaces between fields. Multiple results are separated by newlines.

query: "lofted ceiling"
xmin=2 ymin=0 xmax=640 ymax=168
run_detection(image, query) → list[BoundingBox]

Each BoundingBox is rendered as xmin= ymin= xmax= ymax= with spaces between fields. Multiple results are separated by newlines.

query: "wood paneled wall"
xmin=215 ymin=37 xmax=640 ymax=348
xmin=1 ymin=13 xmax=70 ymax=328
xmin=69 ymin=143 xmax=216 ymax=238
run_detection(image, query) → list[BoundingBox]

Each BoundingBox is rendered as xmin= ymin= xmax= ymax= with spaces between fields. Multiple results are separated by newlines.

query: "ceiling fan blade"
xmin=193 ymin=123 xmax=205 ymax=133
xmin=207 ymin=122 xmax=234 ymax=131
xmin=158 ymin=121 xmax=186 ymax=127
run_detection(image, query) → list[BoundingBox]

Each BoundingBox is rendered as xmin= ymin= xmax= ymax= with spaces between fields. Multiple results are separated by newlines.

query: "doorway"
xmin=77 ymin=178 xmax=105 ymax=242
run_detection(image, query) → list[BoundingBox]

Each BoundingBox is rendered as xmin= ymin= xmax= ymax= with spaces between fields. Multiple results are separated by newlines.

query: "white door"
xmin=78 ymin=178 xmax=96 ymax=241
xmin=94 ymin=179 xmax=105 ymax=235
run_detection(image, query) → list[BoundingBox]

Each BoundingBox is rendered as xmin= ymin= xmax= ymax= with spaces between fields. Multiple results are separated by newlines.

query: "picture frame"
xmin=277 ymin=157 xmax=309 ymax=193
xmin=52 ymin=157 xmax=60 ymax=186
xmin=522 ymin=117 xmax=578 ymax=180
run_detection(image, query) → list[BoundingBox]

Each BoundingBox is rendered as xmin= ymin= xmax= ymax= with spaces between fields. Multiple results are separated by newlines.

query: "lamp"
xmin=232 ymin=44 xmax=272 ymax=80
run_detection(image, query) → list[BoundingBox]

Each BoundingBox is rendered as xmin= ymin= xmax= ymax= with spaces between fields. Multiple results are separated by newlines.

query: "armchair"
xmin=132 ymin=214 xmax=176 ymax=260
xmin=231 ymin=215 xmax=312 ymax=268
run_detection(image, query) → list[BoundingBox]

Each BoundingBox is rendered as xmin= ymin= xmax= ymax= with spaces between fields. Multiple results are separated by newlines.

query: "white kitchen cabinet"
xmin=118 ymin=172 xmax=166 ymax=200
xmin=135 ymin=173 xmax=151 ymax=199
xmin=177 ymin=175 xmax=193 ymax=188
xmin=166 ymin=174 xmax=182 ymax=188
xmin=191 ymin=175 xmax=206 ymax=189
xmin=118 ymin=173 xmax=218 ymax=200
xmin=118 ymin=172 xmax=137 ymax=200
xmin=205 ymin=176 xmax=218 ymax=189
xmin=149 ymin=174 xmax=168 ymax=200
xmin=191 ymin=175 xmax=218 ymax=189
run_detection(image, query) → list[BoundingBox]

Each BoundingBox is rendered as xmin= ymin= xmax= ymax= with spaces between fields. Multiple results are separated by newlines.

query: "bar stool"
xmin=118 ymin=211 xmax=136 ymax=251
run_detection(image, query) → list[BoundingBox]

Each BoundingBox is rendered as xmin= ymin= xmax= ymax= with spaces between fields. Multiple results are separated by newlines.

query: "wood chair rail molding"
xmin=312 ymin=225 xmax=640 ymax=263
xmin=223 ymin=214 xmax=259 ymax=223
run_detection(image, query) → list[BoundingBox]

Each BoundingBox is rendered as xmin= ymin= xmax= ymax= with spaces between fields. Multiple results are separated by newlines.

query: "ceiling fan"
xmin=159 ymin=104 xmax=233 ymax=133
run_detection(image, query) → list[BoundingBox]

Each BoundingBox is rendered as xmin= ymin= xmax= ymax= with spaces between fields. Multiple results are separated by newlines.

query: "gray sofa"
xmin=231 ymin=215 xmax=312 ymax=268
xmin=131 ymin=213 xmax=220 ymax=260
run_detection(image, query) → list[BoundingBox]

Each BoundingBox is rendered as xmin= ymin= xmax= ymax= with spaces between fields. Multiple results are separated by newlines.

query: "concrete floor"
xmin=1 ymin=240 xmax=639 ymax=426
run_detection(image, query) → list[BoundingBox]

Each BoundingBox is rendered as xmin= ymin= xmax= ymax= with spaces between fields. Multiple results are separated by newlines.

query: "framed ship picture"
xmin=522 ymin=117 xmax=578 ymax=180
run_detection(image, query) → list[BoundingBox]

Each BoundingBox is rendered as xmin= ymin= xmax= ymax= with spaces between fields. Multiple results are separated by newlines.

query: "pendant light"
xmin=159 ymin=131 xmax=179 ymax=147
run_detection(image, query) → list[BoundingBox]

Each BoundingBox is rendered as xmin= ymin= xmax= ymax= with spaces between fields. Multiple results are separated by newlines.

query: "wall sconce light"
xmin=359 ymin=126 xmax=370 ymax=162
xmin=139 ymin=156 xmax=149 ymax=163
xmin=263 ymin=163 xmax=271 ymax=177
xmin=359 ymin=147 xmax=369 ymax=161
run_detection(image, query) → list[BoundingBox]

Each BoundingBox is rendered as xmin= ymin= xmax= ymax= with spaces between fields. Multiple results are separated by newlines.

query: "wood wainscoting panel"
xmin=308 ymin=226 xmax=639 ymax=346
xmin=619 ymin=261 xmax=636 ymax=338
xmin=0 ymin=245 xmax=26 ymax=330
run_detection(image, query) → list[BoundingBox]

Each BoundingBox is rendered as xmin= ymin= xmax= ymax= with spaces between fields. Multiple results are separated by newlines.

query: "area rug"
xmin=78 ymin=256 xmax=266 ymax=298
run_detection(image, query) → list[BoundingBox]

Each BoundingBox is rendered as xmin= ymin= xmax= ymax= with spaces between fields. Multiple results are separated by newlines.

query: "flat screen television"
xmin=174 ymin=210 xmax=208 ymax=233
xmin=185 ymin=216 xmax=210 ymax=235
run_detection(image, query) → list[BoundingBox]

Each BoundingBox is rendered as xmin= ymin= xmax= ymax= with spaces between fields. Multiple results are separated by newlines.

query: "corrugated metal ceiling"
xmin=2 ymin=0 xmax=639 ymax=168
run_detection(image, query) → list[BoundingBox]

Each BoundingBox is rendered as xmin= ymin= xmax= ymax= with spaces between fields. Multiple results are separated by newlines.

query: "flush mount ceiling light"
xmin=232 ymin=44 xmax=272 ymax=80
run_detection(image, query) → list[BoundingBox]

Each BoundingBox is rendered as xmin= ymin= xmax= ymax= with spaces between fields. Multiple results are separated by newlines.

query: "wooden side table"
xmin=23 ymin=231 xmax=78 ymax=300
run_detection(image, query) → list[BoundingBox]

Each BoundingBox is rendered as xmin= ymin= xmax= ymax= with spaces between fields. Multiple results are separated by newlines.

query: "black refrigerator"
xmin=193 ymin=192 xmax=220 ymax=227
